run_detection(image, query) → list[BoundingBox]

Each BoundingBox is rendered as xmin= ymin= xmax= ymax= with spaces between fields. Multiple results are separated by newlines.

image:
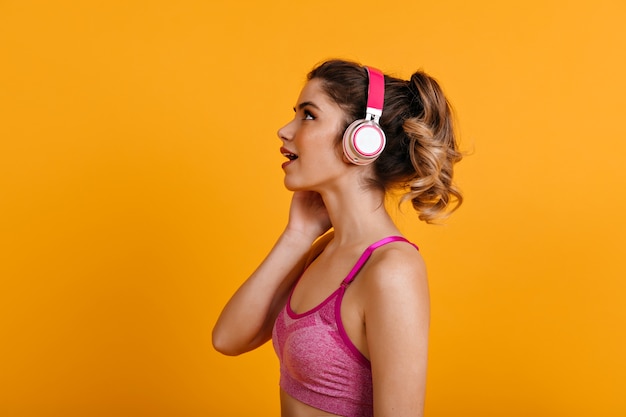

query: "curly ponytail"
xmin=400 ymin=72 xmax=463 ymax=222
xmin=308 ymin=60 xmax=463 ymax=223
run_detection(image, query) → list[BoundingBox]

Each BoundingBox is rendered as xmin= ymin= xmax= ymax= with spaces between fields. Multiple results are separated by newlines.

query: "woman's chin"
xmin=283 ymin=179 xmax=311 ymax=193
xmin=283 ymin=182 xmax=301 ymax=192
xmin=283 ymin=179 xmax=296 ymax=191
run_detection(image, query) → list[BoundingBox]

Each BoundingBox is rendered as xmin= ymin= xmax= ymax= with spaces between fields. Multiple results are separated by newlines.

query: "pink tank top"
xmin=272 ymin=236 xmax=418 ymax=417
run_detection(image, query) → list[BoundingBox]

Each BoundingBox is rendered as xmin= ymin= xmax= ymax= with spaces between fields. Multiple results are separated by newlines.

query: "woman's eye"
xmin=303 ymin=110 xmax=315 ymax=120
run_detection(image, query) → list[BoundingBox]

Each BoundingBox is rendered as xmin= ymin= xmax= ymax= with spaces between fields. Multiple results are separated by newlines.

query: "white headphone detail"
xmin=342 ymin=67 xmax=386 ymax=165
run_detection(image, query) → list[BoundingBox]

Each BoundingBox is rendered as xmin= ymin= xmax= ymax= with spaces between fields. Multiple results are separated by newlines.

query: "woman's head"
xmin=307 ymin=59 xmax=463 ymax=223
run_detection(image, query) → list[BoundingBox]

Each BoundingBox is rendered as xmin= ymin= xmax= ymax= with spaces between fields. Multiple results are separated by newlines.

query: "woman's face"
xmin=277 ymin=78 xmax=349 ymax=192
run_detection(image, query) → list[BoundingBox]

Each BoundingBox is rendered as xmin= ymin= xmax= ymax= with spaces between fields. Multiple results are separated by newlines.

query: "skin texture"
xmin=212 ymin=79 xmax=430 ymax=417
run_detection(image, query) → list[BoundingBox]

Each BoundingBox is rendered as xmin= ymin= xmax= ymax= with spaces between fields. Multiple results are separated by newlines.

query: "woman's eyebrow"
xmin=293 ymin=101 xmax=322 ymax=112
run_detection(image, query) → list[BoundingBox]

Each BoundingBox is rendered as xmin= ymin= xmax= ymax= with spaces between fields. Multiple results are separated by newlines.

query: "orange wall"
xmin=1 ymin=1 xmax=625 ymax=416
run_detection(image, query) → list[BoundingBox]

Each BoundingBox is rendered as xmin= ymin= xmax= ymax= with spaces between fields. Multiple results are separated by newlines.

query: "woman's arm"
xmin=364 ymin=246 xmax=430 ymax=417
xmin=212 ymin=191 xmax=331 ymax=356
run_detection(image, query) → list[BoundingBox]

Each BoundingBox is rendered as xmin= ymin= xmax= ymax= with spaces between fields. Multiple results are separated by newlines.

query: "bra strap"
xmin=341 ymin=236 xmax=418 ymax=287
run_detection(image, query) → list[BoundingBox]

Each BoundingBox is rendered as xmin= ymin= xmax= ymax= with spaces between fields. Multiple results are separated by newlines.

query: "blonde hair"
xmin=400 ymin=71 xmax=463 ymax=222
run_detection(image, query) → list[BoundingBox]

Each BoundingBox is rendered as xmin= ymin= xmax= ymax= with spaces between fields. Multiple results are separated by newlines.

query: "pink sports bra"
xmin=272 ymin=236 xmax=418 ymax=417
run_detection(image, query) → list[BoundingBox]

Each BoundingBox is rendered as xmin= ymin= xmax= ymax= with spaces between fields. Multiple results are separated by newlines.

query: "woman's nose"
xmin=277 ymin=120 xmax=293 ymax=141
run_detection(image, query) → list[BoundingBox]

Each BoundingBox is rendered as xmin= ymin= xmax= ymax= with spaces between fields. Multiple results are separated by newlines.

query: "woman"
xmin=212 ymin=59 xmax=462 ymax=417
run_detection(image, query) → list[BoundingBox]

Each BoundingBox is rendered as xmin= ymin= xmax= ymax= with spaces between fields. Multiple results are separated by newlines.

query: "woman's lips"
xmin=280 ymin=147 xmax=298 ymax=168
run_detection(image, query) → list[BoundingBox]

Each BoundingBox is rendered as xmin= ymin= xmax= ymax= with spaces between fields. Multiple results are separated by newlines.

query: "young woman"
xmin=212 ymin=59 xmax=463 ymax=417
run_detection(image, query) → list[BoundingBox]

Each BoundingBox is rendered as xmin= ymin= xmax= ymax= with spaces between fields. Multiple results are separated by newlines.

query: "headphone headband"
xmin=365 ymin=67 xmax=385 ymax=123
xmin=342 ymin=66 xmax=387 ymax=165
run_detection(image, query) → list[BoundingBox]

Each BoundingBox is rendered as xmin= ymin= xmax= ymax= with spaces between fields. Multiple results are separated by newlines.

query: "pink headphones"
xmin=342 ymin=67 xmax=386 ymax=165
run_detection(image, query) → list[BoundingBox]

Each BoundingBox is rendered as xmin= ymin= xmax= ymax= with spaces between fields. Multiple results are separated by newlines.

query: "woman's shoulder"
xmin=361 ymin=237 xmax=427 ymax=296
xmin=369 ymin=236 xmax=423 ymax=266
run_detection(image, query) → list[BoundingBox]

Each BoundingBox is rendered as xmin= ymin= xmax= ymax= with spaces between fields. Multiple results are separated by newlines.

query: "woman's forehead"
xmin=296 ymin=79 xmax=336 ymax=110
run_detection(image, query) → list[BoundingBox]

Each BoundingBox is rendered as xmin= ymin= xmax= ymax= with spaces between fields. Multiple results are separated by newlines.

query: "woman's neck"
xmin=319 ymin=183 xmax=399 ymax=246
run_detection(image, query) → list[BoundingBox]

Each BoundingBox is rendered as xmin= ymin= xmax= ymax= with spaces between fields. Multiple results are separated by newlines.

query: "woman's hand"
xmin=285 ymin=191 xmax=331 ymax=241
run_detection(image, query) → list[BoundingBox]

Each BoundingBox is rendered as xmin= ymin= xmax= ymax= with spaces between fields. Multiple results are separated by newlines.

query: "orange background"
xmin=1 ymin=1 xmax=625 ymax=416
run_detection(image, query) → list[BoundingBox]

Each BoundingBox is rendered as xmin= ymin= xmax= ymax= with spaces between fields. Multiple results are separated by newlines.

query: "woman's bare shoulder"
xmin=361 ymin=240 xmax=428 ymax=298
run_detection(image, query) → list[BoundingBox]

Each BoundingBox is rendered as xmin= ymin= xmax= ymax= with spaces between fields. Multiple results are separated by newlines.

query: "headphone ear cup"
xmin=342 ymin=119 xmax=386 ymax=165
